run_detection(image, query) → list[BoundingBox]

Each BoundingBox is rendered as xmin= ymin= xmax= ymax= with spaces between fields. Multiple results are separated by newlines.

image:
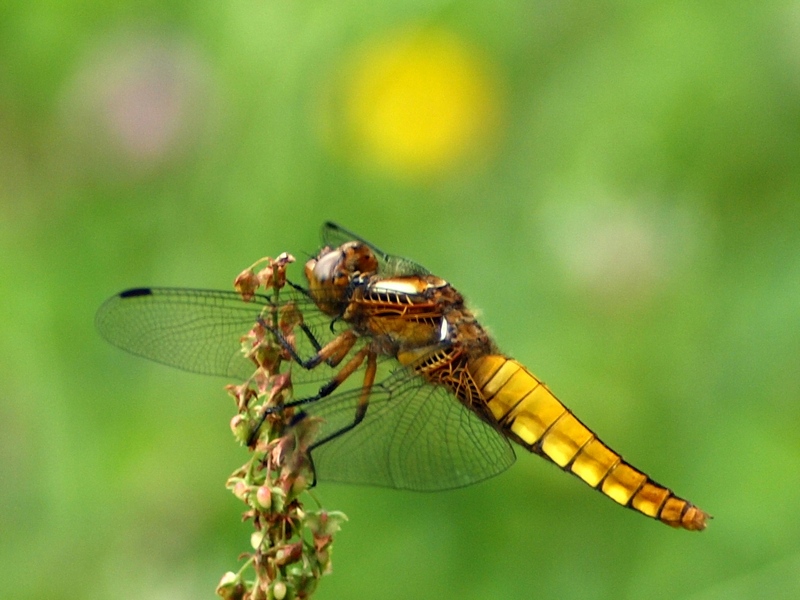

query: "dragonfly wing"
xmin=95 ymin=287 xmax=343 ymax=381
xmin=303 ymin=369 xmax=516 ymax=491
xmin=321 ymin=222 xmax=430 ymax=277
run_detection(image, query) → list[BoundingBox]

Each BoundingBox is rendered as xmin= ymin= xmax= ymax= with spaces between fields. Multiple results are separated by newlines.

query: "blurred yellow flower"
xmin=324 ymin=28 xmax=501 ymax=180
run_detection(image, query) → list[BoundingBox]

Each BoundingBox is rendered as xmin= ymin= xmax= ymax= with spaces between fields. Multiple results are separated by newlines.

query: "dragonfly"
xmin=96 ymin=222 xmax=708 ymax=531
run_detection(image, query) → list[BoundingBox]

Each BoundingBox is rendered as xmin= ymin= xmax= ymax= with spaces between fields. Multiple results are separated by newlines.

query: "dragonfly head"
xmin=305 ymin=241 xmax=379 ymax=315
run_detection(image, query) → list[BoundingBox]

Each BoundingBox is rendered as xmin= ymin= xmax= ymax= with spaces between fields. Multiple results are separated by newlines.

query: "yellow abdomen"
xmin=469 ymin=355 xmax=708 ymax=531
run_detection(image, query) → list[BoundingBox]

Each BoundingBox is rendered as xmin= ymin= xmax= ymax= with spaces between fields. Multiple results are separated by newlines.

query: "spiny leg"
xmin=249 ymin=341 xmax=369 ymax=444
xmin=297 ymin=321 xmax=323 ymax=354
xmin=267 ymin=279 xmax=351 ymax=367
xmin=306 ymin=351 xmax=378 ymax=484
xmin=309 ymin=351 xmax=377 ymax=447
xmin=260 ymin=316 xmax=358 ymax=370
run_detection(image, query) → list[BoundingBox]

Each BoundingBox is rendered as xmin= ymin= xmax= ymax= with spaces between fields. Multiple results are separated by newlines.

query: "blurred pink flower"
xmin=58 ymin=29 xmax=217 ymax=177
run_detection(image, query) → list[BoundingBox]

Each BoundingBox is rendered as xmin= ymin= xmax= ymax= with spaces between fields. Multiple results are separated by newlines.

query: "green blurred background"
xmin=2 ymin=1 xmax=800 ymax=598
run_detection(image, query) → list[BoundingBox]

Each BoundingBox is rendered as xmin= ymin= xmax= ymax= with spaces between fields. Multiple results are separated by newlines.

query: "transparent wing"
xmin=95 ymin=286 xmax=346 ymax=381
xmin=97 ymin=285 xmax=516 ymax=491
xmin=321 ymin=222 xmax=430 ymax=277
xmin=303 ymin=367 xmax=516 ymax=491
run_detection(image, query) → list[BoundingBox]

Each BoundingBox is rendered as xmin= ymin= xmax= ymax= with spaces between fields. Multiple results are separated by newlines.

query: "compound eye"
xmin=344 ymin=242 xmax=379 ymax=276
xmin=312 ymin=248 xmax=344 ymax=282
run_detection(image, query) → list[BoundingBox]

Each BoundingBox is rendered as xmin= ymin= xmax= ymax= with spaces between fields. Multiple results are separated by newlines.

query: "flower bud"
xmin=232 ymin=480 xmax=249 ymax=502
xmin=255 ymin=485 xmax=272 ymax=509
xmin=268 ymin=486 xmax=286 ymax=513
xmin=230 ymin=414 xmax=251 ymax=444
xmin=215 ymin=571 xmax=244 ymax=600
xmin=271 ymin=580 xmax=287 ymax=600
xmin=233 ymin=269 xmax=259 ymax=301
xmin=251 ymin=531 xmax=267 ymax=550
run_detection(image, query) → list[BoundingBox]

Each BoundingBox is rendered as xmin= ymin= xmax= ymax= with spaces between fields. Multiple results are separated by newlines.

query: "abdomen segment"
xmin=469 ymin=355 xmax=709 ymax=531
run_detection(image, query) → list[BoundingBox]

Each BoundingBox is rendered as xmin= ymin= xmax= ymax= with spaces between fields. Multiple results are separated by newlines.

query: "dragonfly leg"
xmin=301 ymin=340 xmax=370 ymax=402
xmin=290 ymin=321 xmax=346 ymax=369
xmin=261 ymin=317 xmax=357 ymax=370
xmin=271 ymin=280 xmax=347 ymax=366
xmin=306 ymin=351 xmax=378 ymax=484
xmin=296 ymin=322 xmax=323 ymax=354
xmin=249 ymin=343 xmax=371 ymax=444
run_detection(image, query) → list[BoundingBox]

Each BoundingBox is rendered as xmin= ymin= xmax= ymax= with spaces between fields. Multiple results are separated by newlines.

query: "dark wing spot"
xmin=119 ymin=288 xmax=154 ymax=298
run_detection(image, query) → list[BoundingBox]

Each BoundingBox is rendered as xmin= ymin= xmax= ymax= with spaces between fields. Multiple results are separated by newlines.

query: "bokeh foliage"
xmin=2 ymin=1 xmax=800 ymax=598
